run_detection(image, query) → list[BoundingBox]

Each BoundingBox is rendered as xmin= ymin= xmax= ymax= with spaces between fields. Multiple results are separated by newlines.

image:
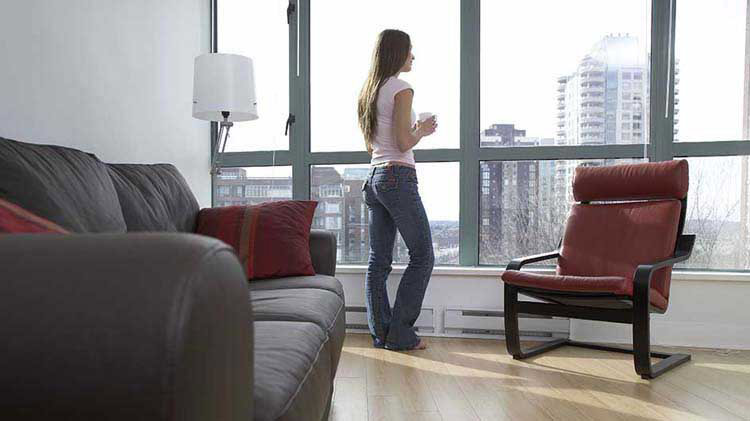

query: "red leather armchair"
xmin=501 ymin=160 xmax=695 ymax=379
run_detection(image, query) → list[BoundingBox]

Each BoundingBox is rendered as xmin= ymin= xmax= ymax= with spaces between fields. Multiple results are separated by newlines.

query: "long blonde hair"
xmin=358 ymin=29 xmax=411 ymax=154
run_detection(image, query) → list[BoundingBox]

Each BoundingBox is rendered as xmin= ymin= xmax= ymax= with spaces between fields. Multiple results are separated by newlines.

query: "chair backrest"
xmin=557 ymin=160 xmax=689 ymax=302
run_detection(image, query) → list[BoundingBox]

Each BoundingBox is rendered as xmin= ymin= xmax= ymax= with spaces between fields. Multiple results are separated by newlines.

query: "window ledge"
xmin=335 ymin=265 xmax=750 ymax=283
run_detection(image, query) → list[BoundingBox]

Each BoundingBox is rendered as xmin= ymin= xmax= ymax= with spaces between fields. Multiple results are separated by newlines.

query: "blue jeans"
xmin=363 ymin=165 xmax=434 ymax=350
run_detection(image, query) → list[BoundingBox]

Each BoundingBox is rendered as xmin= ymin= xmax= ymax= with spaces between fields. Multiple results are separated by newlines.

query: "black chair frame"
xmin=503 ymin=198 xmax=695 ymax=379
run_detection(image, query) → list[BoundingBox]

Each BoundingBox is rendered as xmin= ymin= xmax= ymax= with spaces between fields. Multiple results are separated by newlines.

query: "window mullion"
xmin=459 ymin=0 xmax=481 ymax=266
xmin=291 ymin=0 xmax=310 ymax=200
xmin=649 ymin=0 xmax=676 ymax=162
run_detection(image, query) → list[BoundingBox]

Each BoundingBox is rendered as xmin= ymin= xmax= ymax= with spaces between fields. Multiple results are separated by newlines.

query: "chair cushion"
xmin=254 ymin=321 xmax=332 ymax=421
xmin=0 ymin=137 xmax=126 ymax=233
xmin=502 ymin=270 xmax=669 ymax=310
xmin=573 ymin=160 xmax=688 ymax=202
xmin=106 ymin=163 xmax=200 ymax=232
xmin=558 ymin=200 xmax=681 ymax=301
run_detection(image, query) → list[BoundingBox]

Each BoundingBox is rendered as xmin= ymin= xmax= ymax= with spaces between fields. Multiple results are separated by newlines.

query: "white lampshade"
xmin=192 ymin=53 xmax=258 ymax=122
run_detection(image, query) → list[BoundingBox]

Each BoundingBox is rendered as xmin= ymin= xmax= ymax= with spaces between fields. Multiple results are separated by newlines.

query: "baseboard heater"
xmin=444 ymin=307 xmax=569 ymax=341
xmin=345 ymin=306 xmax=435 ymax=333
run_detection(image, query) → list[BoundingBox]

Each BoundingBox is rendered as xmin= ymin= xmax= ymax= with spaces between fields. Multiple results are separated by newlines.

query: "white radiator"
xmin=444 ymin=307 xmax=569 ymax=341
xmin=345 ymin=306 xmax=435 ymax=334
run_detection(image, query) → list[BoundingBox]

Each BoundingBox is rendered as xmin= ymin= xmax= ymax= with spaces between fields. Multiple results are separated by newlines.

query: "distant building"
xmin=213 ymin=168 xmax=292 ymax=207
xmin=556 ymin=34 xmax=656 ymax=147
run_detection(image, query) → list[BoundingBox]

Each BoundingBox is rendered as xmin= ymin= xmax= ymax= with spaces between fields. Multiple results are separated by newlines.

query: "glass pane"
xmin=218 ymin=1 xmax=289 ymax=152
xmin=311 ymin=1 xmax=460 ymax=152
xmin=311 ymin=163 xmax=460 ymax=265
xmin=479 ymin=159 xmax=641 ymax=265
xmin=213 ymin=166 xmax=292 ymax=207
xmin=678 ymin=157 xmax=748 ymax=270
xmin=481 ymin=1 xmax=651 ymax=147
xmin=675 ymin=1 xmax=748 ymax=142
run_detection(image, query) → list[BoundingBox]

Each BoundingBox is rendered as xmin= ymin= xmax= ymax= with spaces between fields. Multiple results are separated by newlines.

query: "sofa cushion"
xmin=0 ymin=137 xmax=126 ymax=233
xmin=251 ymin=288 xmax=343 ymax=332
xmin=249 ymin=277 xmax=346 ymax=380
xmin=248 ymin=275 xmax=345 ymax=301
xmin=106 ymin=163 xmax=200 ymax=232
xmin=254 ymin=321 xmax=332 ymax=421
xmin=0 ymin=198 xmax=69 ymax=234
xmin=197 ymin=201 xmax=318 ymax=280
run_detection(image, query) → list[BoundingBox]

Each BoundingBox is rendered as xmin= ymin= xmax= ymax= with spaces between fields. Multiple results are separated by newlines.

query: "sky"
xmin=216 ymin=0 xmax=748 ymax=222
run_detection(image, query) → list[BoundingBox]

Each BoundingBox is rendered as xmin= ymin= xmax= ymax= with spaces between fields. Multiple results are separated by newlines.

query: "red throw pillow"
xmin=0 ymin=198 xmax=69 ymax=233
xmin=197 ymin=200 xmax=318 ymax=280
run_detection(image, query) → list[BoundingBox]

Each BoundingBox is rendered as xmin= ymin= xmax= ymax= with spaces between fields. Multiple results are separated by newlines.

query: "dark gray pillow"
xmin=0 ymin=137 xmax=126 ymax=233
xmin=107 ymin=163 xmax=200 ymax=233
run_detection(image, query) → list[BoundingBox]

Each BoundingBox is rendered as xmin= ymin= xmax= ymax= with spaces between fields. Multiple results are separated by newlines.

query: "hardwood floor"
xmin=330 ymin=333 xmax=750 ymax=421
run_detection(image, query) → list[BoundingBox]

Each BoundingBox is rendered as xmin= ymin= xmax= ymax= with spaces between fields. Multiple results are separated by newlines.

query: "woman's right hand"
xmin=416 ymin=116 xmax=438 ymax=138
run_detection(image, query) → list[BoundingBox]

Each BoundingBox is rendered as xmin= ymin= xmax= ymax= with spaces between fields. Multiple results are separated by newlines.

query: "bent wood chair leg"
xmin=503 ymin=284 xmax=690 ymax=378
xmin=504 ymin=285 xmax=567 ymax=359
xmin=632 ymin=294 xmax=691 ymax=379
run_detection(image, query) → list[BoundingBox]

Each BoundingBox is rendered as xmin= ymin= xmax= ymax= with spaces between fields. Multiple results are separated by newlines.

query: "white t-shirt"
xmin=370 ymin=76 xmax=417 ymax=166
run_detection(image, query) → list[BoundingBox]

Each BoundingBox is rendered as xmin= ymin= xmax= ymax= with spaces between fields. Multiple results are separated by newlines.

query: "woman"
xmin=357 ymin=29 xmax=437 ymax=351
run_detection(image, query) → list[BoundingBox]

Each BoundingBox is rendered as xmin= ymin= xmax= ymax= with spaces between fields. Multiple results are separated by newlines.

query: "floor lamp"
xmin=192 ymin=53 xmax=258 ymax=175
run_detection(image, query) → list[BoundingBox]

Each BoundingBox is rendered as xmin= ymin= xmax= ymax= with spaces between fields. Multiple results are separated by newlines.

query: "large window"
xmin=218 ymin=0 xmax=289 ymax=152
xmin=678 ymin=157 xmax=748 ymax=270
xmin=310 ymin=0 xmax=460 ymax=152
xmin=214 ymin=0 xmax=750 ymax=272
xmin=675 ymin=1 xmax=748 ymax=142
xmin=481 ymin=1 xmax=651 ymax=147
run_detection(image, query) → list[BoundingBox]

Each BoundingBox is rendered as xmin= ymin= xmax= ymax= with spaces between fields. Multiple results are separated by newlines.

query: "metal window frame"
xmin=210 ymin=0 xmax=750 ymax=268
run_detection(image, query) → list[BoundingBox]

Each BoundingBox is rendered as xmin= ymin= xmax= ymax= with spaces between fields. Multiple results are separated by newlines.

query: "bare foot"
xmin=408 ymin=339 xmax=427 ymax=351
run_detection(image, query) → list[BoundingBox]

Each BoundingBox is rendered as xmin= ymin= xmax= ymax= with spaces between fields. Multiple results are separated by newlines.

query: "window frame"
xmin=211 ymin=0 xmax=750 ymax=270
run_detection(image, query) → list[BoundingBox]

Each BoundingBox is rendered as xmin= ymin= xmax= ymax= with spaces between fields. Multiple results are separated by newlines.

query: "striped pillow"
xmin=0 ymin=198 xmax=69 ymax=234
xmin=196 ymin=201 xmax=318 ymax=280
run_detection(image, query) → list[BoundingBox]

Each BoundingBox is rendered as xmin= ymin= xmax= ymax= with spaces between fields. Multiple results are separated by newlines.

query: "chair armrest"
xmin=633 ymin=234 xmax=695 ymax=287
xmin=506 ymin=250 xmax=560 ymax=271
xmin=633 ymin=234 xmax=696 ymax=311
xmin=309 ymin=229 xmax=337 ymax=276
xmin=0 ymin=233 xmax=253 ymax=420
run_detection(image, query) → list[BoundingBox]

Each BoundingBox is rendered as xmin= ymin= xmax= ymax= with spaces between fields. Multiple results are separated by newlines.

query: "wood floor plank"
xmin=336 ymin=334 xmax=368 ymax=378
xmin=467 ymin=339 xmax=605 ymax=421
xmin=435 ymin=337 xmax=555 ymax=421
xmin=333 ymin=334 xmax=750 ymax=421
xmin=596 ymin=349 xmax=744 ymax=421
xmin=330 ymin=377 xmax=367 ymax=421
xmin=367 ymin=395 xmax=442 ymax=421
xmin=413 ymin=341 xmax=481 ymax=421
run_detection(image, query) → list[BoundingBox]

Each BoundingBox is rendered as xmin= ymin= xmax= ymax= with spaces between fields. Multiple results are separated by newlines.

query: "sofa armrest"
xmin=0 ymin=233 xmax=252 ymax=420
xmin=309 ymin=229 xmax=337 ymax=276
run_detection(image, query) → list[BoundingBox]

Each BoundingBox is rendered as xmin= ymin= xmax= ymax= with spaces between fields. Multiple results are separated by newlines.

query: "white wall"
xmin=0 ymin=0 xmax=212 ymax=206
xmin=337 ymin=268 xmax=750 ymax=350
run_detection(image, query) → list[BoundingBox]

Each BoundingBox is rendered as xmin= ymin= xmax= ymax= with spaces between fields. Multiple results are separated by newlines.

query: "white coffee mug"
xmin=418 ymin=112 xmax=436 ymax=122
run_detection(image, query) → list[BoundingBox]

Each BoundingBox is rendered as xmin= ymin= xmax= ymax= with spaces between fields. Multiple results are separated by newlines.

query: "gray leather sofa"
xmin=0 ymin=137 xmax=345 ymax=421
